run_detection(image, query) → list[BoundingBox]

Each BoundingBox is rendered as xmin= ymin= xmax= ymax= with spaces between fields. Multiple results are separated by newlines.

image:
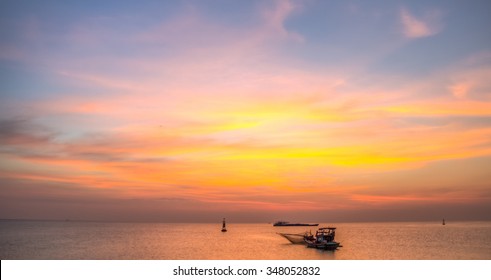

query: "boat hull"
xmin=305 ymin=240 xmax=340 ymax=250
xmin=277 ymin=233 xmax=313 ymax=244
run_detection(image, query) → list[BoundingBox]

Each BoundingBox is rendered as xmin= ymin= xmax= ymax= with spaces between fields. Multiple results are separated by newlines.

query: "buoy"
xmin=221 ymin=218 xmax=227 ymax=232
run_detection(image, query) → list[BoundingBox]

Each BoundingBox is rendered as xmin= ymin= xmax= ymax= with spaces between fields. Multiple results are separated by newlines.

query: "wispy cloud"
xmin=260 ymin=0 xmax=303 ymax=41
xmin=447 ymin=63 xmax=491 ymax=100
xmin=400 ymin=8 xmax=442 ymax=38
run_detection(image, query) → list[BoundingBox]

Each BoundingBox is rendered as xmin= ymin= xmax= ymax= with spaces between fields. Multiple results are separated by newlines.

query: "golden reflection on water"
xmin=1 ymin=221 xmax=490 ymax=259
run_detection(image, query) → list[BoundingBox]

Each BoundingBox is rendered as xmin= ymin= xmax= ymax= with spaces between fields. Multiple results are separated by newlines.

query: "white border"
xmin=2 ymin=260 xmax=491 ymax=280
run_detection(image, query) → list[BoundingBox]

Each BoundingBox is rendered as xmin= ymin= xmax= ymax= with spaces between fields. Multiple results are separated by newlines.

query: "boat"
xmin=304 ymin=227 xmax=340 ymax=250
xmin=221 ymin=218 xmax=227 ymax=232
xmin=277 ymin=231 xmax=315 ymax=244
xmin=273 ymin=221 xmax=319 ymax=227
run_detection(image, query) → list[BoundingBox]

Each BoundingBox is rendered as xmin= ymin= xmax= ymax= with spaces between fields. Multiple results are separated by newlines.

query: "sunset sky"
xmin=1 ymin=0 xmax=491 ymax=222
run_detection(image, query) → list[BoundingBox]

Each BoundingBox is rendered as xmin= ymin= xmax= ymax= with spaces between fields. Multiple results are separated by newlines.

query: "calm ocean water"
xmin=1 ymin=220 xmax=490 ymax=260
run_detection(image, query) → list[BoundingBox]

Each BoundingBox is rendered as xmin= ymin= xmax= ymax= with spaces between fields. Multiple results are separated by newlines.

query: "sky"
xmin=1 ymin=0 xmax=491 ymax=223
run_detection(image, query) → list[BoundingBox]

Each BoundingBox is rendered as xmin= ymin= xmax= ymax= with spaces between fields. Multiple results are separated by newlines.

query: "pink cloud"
xmin=400 ymin=8 xmax=442 ymax=38
xmin=260 ymin=0 xmax=304 ymax=42
xmin=449 ymin=82 xmax=470 ymax=99
xmin=447 ymin=67 xmax=491 ymax=101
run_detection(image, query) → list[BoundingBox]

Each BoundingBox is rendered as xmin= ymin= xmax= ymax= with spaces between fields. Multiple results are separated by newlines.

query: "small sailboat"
xmin=442 ymin=218 xmax=445 ymax=225
xmin=221 ymin=218 xmax=227 ymax=232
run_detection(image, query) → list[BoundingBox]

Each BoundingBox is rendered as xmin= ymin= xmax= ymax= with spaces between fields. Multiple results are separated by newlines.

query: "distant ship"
xmin=273 ymin=221 xmax=319 ymax=227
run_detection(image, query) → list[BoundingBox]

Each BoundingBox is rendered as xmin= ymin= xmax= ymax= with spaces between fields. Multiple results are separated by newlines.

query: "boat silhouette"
xmin=273 ymin=221 xmax=319 ymax=227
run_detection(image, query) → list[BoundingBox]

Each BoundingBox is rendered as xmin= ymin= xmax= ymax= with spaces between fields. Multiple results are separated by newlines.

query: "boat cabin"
xmin=315 ymin=227 xmax=336 ymax=242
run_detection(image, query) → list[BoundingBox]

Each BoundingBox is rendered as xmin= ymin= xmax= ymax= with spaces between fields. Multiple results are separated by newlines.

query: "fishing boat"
xmin=304 ymin=227 xmax=340 ymax=250
xmin=221 ymin=218 xmax=227 ymax=232
xmin=273 ymin=221 xmax=319 ymax=227
xmin=277 ymin=231 xmax=314 ymax=244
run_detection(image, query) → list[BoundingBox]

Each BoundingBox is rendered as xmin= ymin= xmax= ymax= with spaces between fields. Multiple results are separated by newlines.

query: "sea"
xmin=1 ymin=220 xmax=490 ymax=260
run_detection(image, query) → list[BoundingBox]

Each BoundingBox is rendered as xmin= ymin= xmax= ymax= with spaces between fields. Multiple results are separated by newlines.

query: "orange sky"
xmin=1 ymin=0 xmax=491 ymax=222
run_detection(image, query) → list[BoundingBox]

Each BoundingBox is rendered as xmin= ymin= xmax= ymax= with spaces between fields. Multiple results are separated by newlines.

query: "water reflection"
xmin=1 ymin=221 xmax=490 ymax=259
